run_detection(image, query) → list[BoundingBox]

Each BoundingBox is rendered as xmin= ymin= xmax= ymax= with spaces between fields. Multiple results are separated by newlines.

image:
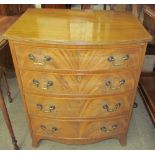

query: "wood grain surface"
xmin=20 ymin=70 xmax=136 ymax=96
xmin=3 ymin=8 xmax=152 ymax=45
xmin=25 ymin=93 xmax=132 ymax=119
xmin=5 ymin=9 xmax=151 ymax=147
xmin=14 ymin=42 xmax=143 ymax=71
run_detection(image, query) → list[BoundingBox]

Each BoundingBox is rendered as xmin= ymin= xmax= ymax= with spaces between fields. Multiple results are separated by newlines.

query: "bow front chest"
xmin=4 ymin=8 xmax=152 ymax=147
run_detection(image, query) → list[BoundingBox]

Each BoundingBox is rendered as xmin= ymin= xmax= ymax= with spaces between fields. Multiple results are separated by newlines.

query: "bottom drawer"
xmin=30 ymin=116 xmax=128 ymax=139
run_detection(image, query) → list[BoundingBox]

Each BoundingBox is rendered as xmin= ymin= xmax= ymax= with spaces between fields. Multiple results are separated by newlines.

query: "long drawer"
xmin=30 ymin=116 xmax=128 ymax=139
xmin=25 ymin=93 xmax=132 ymax=118
xmin=14 ymin=43 xmax=142 ymax=71
xmin=20 ymin=70 xmax=136 ymax=96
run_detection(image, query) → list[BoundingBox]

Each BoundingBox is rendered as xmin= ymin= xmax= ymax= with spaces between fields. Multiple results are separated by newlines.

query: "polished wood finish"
xmin=139 ymin=72 xmax=155 ymax=125
xmin=14 ymin=42 xmax=143 ymax=71
xmin=25 ymin=93 xmax=132 ymax=119
xmin=138 ymin=5 xmax=155 ymax=126
xmin=30 ymin=116 xmax=128 ymax=141
xmin=4 ymin=9 xmax=152 ymax=147
xmin=42 ymin=4 xmax=66 ymax=9
xmin=21 ymin=70 xmax=136 ymax=96
xmin=81 ymin=5 xmax=91 ymax=10
xmin=0 ymin=4 xmax=34 ymax=16
xmin=3 ymin=9 xmax=152 ymax=45
xmin=0 ymin=5 xmax=6 ymax=15
xmin=143 ymin=5 xmax=155 ymax=54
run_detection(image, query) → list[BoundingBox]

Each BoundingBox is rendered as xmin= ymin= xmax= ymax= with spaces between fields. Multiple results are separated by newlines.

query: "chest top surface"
xmin=3 ymin=8 xmax=152 ymax=45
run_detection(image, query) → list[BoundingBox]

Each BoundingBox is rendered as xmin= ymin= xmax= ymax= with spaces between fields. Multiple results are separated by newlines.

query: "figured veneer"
xmin=30 ymin=116 xmax=128 ymax=144
xmin=25 ymin=93 xmax=132 ymax=119
xmin=4 ymin=9 xmax=152 ymax=147
xmin=20 ymin=70 xmax=136 ymax=96
xmin=14 ymin=42 xmax=143 ymax=71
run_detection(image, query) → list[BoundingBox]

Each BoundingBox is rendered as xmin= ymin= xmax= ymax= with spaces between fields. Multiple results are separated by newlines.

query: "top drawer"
xmin=14 ymin=43 xmax=143 ymax=72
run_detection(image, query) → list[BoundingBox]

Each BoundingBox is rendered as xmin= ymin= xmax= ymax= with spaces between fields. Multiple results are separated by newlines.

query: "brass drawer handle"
xmin=40 ymin=125 xmax=58 ymax=134
xmin=105 ymin=79 xmax=125 ymax=90
xmin=36 ymin=104 xmax=56 ymax=113
xmin=107 ymin=54 xmax=129 ymax=66
xmin=42 ymin=81 xmax=53 ymax=90
xmin=28 ymin=53 xmax=52 ymax=65
xmin=102 ymin=102 xmax=121 ymax=112
xmin=33 ymin=79 xmax=53 ymax=90
xmin=101 ymin=124 xmax=118 ymax=133
xmin=33 ymin=79 xmax=40 ymax=87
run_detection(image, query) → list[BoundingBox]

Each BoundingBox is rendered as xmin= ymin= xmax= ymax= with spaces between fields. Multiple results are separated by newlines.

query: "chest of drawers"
xmin=4 ymin=9 xmax=152 ymax=147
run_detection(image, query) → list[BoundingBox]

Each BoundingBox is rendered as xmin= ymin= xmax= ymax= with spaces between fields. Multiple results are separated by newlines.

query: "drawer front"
xmin=21 ymin=70 xmax=136 ymax=96
xmin=31 ymin=117 xmax=128 ymax=139
xmin=79 ymin=47 xmax=141 ymax=71
xmin=25 ymin=93 xmax=132 ymax=118
xmin=14 ymin=44 xmax=78 ymax=71
xmin=14 ymin=43 xmax=142 ymax=71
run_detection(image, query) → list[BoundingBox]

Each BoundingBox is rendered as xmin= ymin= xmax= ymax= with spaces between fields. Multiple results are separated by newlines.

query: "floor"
xmin=0 ymin=55 xmax=155 ymax=150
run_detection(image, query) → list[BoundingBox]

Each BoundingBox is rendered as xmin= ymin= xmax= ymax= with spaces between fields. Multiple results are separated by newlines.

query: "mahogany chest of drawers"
xmin=4 ymin=9 xmax=152 ymax=147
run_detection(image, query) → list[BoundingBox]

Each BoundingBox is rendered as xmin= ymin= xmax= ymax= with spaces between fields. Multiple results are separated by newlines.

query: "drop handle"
xmin=102 ymin=102 xmax=121 ymax=112
xmin=33 ymin=79 xmax=53 ymax=90
xmin=105 ymin=79 xmax=125 ymax=90
xmin=33 ymin=79 xmax=40 ymax=87
xmin=107 ymin=54 xmax=129 ymax=66
xmin=101 ymin=124 xmax=118 ymax=133
xmin=28 ymin=53 xmax=36 ymax=61
xmin=36 ymin=104 xmax=56 ymax=113
xmin=40 ymin=125 xmax=58 ymax=134
xmin=44 ymin=105 xmax=56 ymax=113
xmin=28 ymin=53 xmax=52 ymax=65
xmin=42 ymin=81 xmax=53 ymax=90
